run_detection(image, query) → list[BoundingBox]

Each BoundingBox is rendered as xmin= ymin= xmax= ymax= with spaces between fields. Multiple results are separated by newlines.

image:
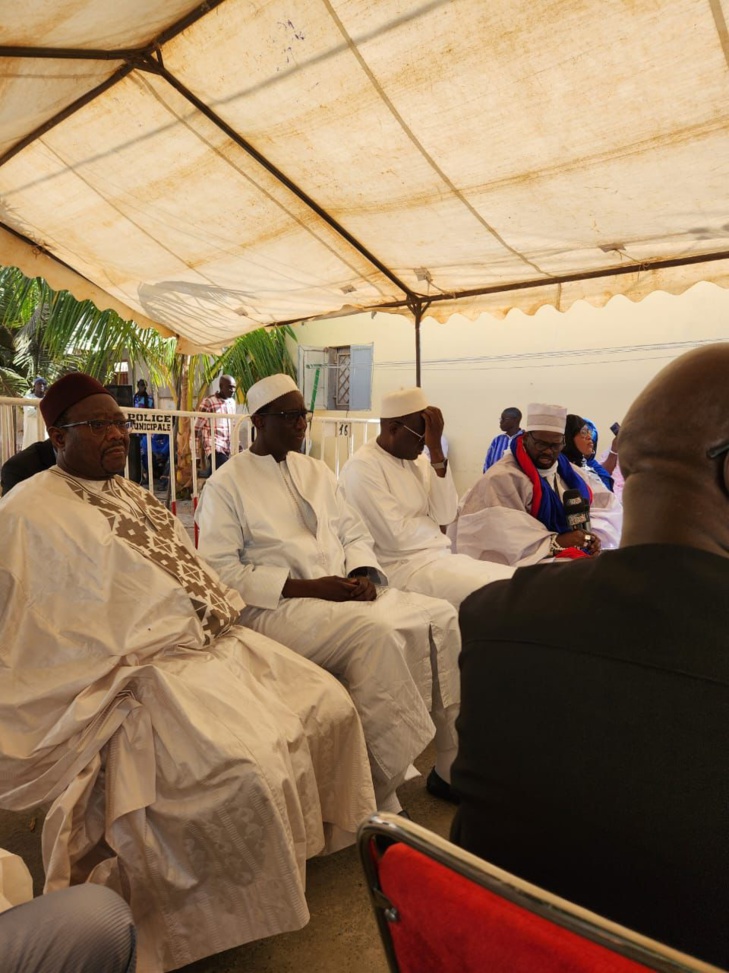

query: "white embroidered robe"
xmin=0 ymin=469 xmax=375 ymax=972
xmin=451 ymin=452 xmax=623 ymax=567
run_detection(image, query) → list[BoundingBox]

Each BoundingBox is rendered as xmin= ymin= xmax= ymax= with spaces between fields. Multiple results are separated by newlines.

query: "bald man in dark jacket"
xmin=451 ymin=343 xmax=729 ymax=968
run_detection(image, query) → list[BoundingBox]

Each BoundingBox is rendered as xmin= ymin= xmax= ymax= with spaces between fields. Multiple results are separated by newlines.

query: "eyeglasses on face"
xmin=56 ymin=419 xmax=134 ymax=435
xmin=527 ymin=433 xmax=565 ymax=452
xmin=707 ymin=441 xmax=729 ymax=460
xmin=262 ymin=409 xmax=313 ymax=424
xmin=397 ymin=422 xmax=426 ymax=443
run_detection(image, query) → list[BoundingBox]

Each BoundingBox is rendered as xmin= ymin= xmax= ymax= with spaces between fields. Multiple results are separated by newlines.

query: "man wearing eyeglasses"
xmin=198 ymin=373 xmax=464 ymax=812
xmin=450 ymin=402 xmax=621 ymax=566
xmin=338 ymin=388 xmax=514 ymax=610
xmin=0 ymin=373 xmax=378 ymax=971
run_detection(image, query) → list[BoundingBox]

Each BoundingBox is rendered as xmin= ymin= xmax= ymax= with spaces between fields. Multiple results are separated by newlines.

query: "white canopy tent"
xmin=2 ymin=0 xmax=729 ymax=360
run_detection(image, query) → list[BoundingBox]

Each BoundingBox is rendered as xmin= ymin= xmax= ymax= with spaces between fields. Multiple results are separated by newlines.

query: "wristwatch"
xmin=431 ymin=460 xmax=447 ymax=471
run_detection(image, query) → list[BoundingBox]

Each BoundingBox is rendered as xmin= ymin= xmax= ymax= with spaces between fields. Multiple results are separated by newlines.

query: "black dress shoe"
xmin=426 ymin=767 xmax=460 ymax=804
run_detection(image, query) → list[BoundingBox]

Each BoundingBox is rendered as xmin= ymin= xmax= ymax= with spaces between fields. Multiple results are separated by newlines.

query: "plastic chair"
xmin=358 ymin=813 xmax=725 ymax=973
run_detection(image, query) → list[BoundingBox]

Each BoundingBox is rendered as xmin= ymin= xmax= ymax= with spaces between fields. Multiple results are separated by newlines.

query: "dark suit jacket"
xmin=451 ymin=545 xmax=729 ymax=967
xmin=1 ymin=439 xmax=56 ymax=496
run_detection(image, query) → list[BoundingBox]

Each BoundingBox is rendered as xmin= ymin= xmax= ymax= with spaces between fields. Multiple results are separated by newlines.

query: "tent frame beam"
xmin=0 ymin=45 xmax=147 ymax=59
xmin=0 ymin=65 xmax=134 ymax=168
xmin=134 ymin=52 xmax=416 ymax=301
xmin=269 ymin=245 xmax=729 ymax=326
xmin=0 ymin=1 xmax=229 ymax=61
xmin=3 ymin=11 xmax=729 ymax=363
xmin=0 ymin=23 xmax=416 ymax=305
xmin=270 ymin=246 xmax=729 ymax=382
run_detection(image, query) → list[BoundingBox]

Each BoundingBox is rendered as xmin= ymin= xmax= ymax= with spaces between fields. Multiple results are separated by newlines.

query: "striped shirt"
xmin=483 ymin=432 xmax=522 ymax=472
xmin=195 ymin=395 xmax=236 ymax=458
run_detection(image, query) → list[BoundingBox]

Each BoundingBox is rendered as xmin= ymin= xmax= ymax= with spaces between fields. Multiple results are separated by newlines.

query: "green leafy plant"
xmin=0 ymin=265 xmax=175 ymax=389
xmin=1 ymin=264 xmax=300 ymax=497
xmin=205 ymin=324 xmax=297 ymax=401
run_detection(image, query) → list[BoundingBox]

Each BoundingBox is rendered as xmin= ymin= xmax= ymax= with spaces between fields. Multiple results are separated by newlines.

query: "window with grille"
xmin=329 ymin=346 xmax=350 ymax=409
xmin=298 ymin=344 xmax=373 ymax=411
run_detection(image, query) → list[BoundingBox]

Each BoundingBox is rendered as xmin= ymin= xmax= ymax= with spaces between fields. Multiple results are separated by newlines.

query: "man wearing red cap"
xmin=0 ymin=373 xmax=376 ymax=972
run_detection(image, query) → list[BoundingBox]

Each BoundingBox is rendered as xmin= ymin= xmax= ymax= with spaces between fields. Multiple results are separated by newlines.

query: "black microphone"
xmin=563 ymin=489 xmax=591 ymax=534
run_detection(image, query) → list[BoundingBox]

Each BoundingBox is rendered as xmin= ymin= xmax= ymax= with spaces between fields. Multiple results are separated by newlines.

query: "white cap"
xmin=246 ymin=374 xmax=299 ymax=414
xmin=525 ymin=402 xmax=567 ymax=434
xmin=380 ymin=387 xmax=429 ymax=419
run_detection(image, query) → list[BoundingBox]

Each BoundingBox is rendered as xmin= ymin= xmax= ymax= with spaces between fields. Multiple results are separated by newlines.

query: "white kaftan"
xmin=0 ymin=469 xmax=375 ymax=973
xmin=197 ymin=449 xmax=460 ymax=788
xmin=451 ymin=452 xmax=623 ymax=567
xmin=338 ymin=439 xmax=513 ymax=607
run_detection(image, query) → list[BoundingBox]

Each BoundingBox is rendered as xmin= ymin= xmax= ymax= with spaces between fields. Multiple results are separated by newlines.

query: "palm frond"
xmin=0 ymin=268 xmax=46 ymax=329
xmin=208 ymin=326 xmax=297 ymax=400
xmin=1 ymin=265 xmax=177 ymax=388
xmin=0 ymin=365 xmax=25 ymax=396
xmin=0 ymin=266 xmax=297 ymax=407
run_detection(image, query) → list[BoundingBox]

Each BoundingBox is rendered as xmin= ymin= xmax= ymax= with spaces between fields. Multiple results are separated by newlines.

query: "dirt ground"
xmin=0 ymin=744 xmax=455 ymax=973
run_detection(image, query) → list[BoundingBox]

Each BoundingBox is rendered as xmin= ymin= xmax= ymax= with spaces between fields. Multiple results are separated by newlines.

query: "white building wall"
xmin=291 ymin=282 xmax=729 ymax=494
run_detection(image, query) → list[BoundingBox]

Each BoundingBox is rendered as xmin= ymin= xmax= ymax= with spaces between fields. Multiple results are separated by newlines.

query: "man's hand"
xmin=584 ymin=532 xmax=601 ymax=556
xmin=282 ymin=576 xmax=374 ymax=601
xmin=423 ymin=406 xmax=445 ymax=459
xmin=348 ymin=575 xmax=377 ymax=601
xmin=556 ymin=530 xmax=601 ymax=555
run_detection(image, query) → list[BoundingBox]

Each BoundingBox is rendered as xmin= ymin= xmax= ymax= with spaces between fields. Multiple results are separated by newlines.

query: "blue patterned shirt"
xmin=483 ymin=432 xmax=521 ymax=472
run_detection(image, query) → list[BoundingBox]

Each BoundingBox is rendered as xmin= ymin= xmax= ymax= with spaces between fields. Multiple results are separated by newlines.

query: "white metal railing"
xmin=0 ymin=397 xmax=379 ymax=543
xmin=312 ymin=415 xmax=379 ymax=477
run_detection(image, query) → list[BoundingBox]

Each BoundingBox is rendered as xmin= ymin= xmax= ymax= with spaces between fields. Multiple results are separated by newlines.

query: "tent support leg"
xmin=407 ymin=298 xmax=431 ymax=388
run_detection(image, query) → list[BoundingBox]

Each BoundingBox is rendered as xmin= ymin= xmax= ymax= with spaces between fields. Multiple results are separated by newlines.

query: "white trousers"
xmin=240 ymin=586 xmax=460 ymax=792
xmin=388 ymin=553 xmax=515 ymax=609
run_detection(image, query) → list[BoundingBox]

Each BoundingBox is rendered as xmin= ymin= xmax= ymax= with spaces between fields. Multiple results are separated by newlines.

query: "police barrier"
xmin=0 ymin=397 xmax=379 ymax=544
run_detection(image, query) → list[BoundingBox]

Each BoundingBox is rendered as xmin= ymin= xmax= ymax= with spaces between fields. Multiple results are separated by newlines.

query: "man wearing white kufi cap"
xmin=198 ymin=374 xmax=463 ymax=811
xmin=338 ymin=388 xmax=514 ymax=610
xmin=450 ymin=402 xmax=622 ymax=566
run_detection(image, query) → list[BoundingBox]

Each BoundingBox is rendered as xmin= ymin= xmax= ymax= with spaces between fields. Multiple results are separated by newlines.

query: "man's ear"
xmin=250 ymin=414 xmax=264 ymax=431
xmin=48 ymin=427 xmax=65 ymax=451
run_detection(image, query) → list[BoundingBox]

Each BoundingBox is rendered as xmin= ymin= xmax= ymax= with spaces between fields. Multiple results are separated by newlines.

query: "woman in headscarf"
xmin=563 ymin=414 xmax=615 ymax=492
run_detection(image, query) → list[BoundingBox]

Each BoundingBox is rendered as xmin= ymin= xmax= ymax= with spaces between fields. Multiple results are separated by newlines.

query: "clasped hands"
xmin=282 ymin=572 xmax=377 ymax=602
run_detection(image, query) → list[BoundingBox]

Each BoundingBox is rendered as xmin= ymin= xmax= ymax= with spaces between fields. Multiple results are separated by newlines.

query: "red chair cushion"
xmin=378 ymin=843 xmax=654 ymax=973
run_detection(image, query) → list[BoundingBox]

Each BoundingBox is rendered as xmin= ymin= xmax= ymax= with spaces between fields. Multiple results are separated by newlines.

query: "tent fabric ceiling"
xmin=1 ymin=0 xmax=729 ymax=353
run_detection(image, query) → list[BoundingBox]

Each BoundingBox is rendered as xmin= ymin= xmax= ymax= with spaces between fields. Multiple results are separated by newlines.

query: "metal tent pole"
xmin=407 ymin=299 xmax=431 ymax=387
